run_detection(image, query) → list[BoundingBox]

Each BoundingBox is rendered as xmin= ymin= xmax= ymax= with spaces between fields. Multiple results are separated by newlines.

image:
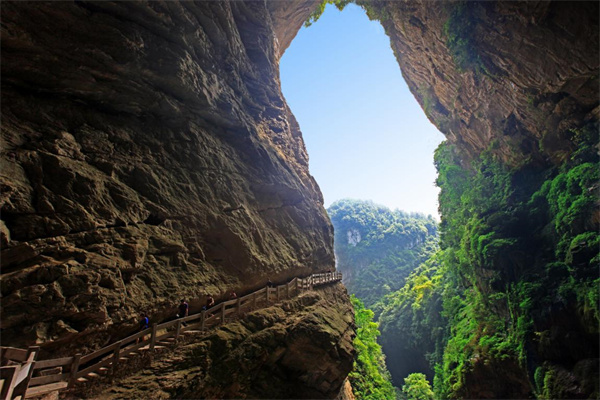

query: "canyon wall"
xmin=1 ymin=0 xmax=597 ymax=398
xmin=380 ymin=0 xmax=598 ymax=167
xmin=1 ymin=0 xmax=329 ymax=355
xmin=371 ymin=1 xmax=598 ymax=398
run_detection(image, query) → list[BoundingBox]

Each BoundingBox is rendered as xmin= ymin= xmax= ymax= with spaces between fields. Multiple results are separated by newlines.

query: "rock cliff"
xmin=377 ymin=1 xmax=598 ymax=166
xmin=1 ymin=0 xmax=598 ymax=398
xmin=1 ymin=1 xmax=330 ymax=354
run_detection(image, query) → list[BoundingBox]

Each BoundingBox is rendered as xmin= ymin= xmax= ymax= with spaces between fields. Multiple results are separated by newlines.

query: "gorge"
xmin=1 ymin=1 xmax=598 ymax=399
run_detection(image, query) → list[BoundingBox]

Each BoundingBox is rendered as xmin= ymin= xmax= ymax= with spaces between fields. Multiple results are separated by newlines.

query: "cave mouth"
xmin=280 ymin=3 xmax=445 ymax=218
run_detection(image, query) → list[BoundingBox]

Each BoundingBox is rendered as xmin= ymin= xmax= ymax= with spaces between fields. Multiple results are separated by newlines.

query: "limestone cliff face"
xmin=1 ymin=0 xmax=597 ymax=397
xmin=378 ymin=1 xmax=598 ymax=166
xmin=1 ymin=1 xmax=331 ymax=353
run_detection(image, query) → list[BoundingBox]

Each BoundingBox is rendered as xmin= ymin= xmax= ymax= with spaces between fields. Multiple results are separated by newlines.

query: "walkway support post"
xmin=200 ymin=311 xmax=206 ymax=331
xmin=150 ymin=323 xmax=158 ymax=351
xmin=265 ymin=285 xmax=269 ymax=304
xmin=68 ymin=354 xmax=82 ymax=388
xmin=175 ymin=320 xmax=182 ymax=341
xmin=12 ymin=346 xmax=38 ymax=399
xmin=112 ymin=342 xmax=121 ymax=373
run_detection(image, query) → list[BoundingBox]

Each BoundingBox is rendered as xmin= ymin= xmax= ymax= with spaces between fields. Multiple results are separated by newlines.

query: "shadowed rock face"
xmin=1 ymin=1 xmax=330 ymax=353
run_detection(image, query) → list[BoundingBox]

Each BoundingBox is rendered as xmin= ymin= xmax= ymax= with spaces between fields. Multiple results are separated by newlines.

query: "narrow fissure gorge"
xmin=1 ymin=1 xmax=597 ymax=399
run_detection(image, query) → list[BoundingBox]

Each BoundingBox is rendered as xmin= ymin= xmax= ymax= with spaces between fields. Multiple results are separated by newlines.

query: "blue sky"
xmin=280 ymin=4 xmax=445 ymax=218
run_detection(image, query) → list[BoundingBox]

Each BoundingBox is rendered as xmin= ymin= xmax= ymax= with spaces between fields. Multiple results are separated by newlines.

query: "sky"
xmin=280 ymin=4 xmax=445 ymax=218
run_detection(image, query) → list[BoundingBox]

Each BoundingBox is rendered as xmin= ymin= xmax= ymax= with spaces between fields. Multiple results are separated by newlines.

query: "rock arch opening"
xmin=280 ymin=3 xmax=445 ymax=218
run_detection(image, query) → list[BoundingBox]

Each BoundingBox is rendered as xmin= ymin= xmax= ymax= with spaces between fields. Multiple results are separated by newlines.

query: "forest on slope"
xmin=387 ymin=126 xmax=599 ymax=399
xmin=328 ymin=119 xmax=599 ymax=399
xmin=327 ymin=199 xmax=440 ymax=392
xmin=328 ymin=199 xmax=438 ymax=310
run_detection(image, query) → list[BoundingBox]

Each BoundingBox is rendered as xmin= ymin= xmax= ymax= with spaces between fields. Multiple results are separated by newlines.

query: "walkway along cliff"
xmin=1 ymin=273 xmax=347 ymax=399
xmin=1 ymin=1 xmax=598 ymax=399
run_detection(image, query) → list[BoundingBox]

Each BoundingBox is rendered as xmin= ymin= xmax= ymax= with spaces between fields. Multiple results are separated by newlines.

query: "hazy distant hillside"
xmin=327 ymin=199 xmax=439 ymax=310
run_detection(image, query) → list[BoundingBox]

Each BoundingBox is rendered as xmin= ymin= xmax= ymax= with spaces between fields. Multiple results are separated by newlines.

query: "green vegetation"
xmin=385 ymin=120 xmax=598 ymax=398
xmin=401 ymin=373 xmax=435 ymax=400
xmin=327 ymin=199 xmax=439 ymax=309
xmin=349 ymin=295 xmax=396 ymax=400
xmin=305 ymin=0 xmax=351 ymax=27
xmin=442 ymin=2 xmax=493 ymax=77
xmin=304 ymin=0 xmax=388 ymax=27
xmin=377 ymin=253 xmax=446 ymax=385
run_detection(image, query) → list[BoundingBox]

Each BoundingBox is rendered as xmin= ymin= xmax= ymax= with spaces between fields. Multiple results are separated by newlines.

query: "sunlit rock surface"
xmin=379 ymin=1 xmax=598 ymax=166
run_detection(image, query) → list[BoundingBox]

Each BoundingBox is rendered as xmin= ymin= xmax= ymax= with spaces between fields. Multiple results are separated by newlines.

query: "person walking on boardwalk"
xmin=229 ymin=290 xmax=237 ymax=299
xmin=178 ymin=299 xmax=189 ymax=327
xmin=204 ymin=294 xmax=215 ymax=310
xmin=137 ymin=313 xmax=149 ymax=343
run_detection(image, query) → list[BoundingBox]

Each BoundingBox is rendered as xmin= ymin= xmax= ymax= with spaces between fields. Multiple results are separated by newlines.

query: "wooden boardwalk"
xmin=0 ymin=272 xmax=342 ymax=400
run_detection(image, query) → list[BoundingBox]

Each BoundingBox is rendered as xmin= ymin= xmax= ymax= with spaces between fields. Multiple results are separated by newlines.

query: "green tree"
xmin=401 ymin=373 xmax=435 ymax=400
xmin=348 ymin=296 xmax=396 ymax=400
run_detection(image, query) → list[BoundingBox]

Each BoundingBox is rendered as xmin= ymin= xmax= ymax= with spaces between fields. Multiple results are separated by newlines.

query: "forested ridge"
xmin=328 ymin=199 xmax=438 ymax=310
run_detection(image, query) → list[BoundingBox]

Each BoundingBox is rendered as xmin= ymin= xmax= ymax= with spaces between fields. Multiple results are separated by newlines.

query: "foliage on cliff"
xmin=401 ymin=373 xmax=435 ymax=400
xmin=305 ymin=0 xmax=388 ymax=27
xmin=349 ymin=295 xmax=396 ymax=400
xmin=327 ymin=199 xmax=438 ymax=309
xmin=377 ymin=253 xmax=446 ymax=385
xmin=385 ymin=124 xmax=599 ymax=399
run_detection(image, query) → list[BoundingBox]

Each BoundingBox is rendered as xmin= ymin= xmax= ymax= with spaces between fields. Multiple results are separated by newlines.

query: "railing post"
xmin=287 ymin=282 xmax=290 ymax=299
xmin=112 ymin=342 xmax=121 ymax=373
xmin=175 ymin=320 xmax=182 ymax=341
xmin=1 ymin=365 xmax=18 ymax=400
xmin=253 ymin=292 xmax=257 ymax=310
xmin=68 ymin=353 xmax=82 ymax=388
xmin=150 ymin=323 xmax=158 ymax=351
xmin=14 ymin=346 xmax=39 ymax=399
xmin=220 ymin=303 xmax=226 ymax=324
xmin=200 ymin=310 xmax=206 ymax=331
xmin=236 ymin=298 xmax=241 ymax=316
xmin=265 ymin=285 xmax=270 ymax=304
xmin=276 ymin=286 xmax=280 ymax=302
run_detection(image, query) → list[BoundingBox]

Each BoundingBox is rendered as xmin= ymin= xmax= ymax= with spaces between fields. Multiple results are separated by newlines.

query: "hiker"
xmin=267 ymin=279 xmax=274 ymax=288
xmin=204 ymin=294 xmax=215 ymax=310
xmin=177 ymin=299 xmax=189 ymax=326
xmin=137 ymin=313 xmax=149 ymax=343
xmin=139 ymin=313 xmax=150 ymax=331
xmin=229 ymin=291 xmax=237 ymax=299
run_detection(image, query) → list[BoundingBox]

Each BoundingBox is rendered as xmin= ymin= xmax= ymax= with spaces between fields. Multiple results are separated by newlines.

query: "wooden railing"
xmin=0 ymin=272 xmax=342 ymax=399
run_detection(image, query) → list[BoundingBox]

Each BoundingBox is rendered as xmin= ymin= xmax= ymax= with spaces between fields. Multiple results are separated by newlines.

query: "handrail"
xmin=0 ymin=272 xmax=342 ymax=400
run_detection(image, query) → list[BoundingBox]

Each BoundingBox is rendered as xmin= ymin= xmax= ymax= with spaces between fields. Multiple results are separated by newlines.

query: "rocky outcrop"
xmin=378 ymin=1 xmax=598 ymax=166
xmin=88 ymin=284 xmax=354 ymax=399
xmin=1 ymin=1 xmax=333 ymax=353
